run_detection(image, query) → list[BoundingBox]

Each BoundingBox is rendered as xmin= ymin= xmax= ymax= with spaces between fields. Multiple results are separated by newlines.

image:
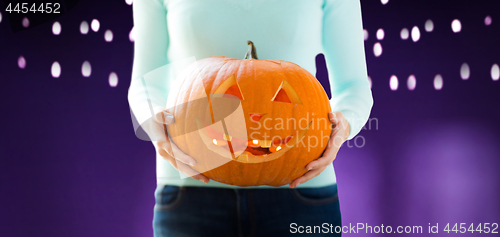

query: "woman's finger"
xmin=289 ymin=166 xmax=327 ymax=189
xmin=320 ymin=137 xmax=342 ymax=163
xmin=322 ymin=127 xmax=345 ymax=158
xmin=155 ymin=110 xmax=175 ymax=125
xmin=157 ymin=140 xmax=197 ymax=167
xmin=169 ymin=139 xmax=198 ymax=166
xmin=176 ymin=162 xmax=210 ymax=183
xmin=156 ymin=124 xmax=197 ymax=167
xmin=328 ymin=112 xmax=339 ymax=127
xmin=157 ymin=140 xmax=173 ymax=157
xmin=157 ymin=143 xmax=174 ymax=160
xmin=159 ymin=150 xmax=209 ymax=183
xmin=305 ymin=154 xmax=336 ymax=171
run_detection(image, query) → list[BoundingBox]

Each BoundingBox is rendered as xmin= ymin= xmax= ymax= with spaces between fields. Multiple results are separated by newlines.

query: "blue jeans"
xmin=153 ymin=184 xmax=342 ymax=237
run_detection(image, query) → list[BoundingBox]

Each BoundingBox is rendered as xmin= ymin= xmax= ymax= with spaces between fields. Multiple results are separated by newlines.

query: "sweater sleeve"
xmin=322 ymin=0 xmax=374 ymax=140
xmin=128 ymin=0 xmax=170 ymax=140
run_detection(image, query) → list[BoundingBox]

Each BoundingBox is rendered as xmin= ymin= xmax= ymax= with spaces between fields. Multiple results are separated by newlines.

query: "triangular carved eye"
xmin=271 ymin=79 xmax=302 ymax=104
xmin=213 ymin=75 xmax=244 ymax=100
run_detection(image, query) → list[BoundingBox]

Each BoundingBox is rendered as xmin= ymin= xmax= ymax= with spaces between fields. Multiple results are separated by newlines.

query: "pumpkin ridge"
xmin=200 ymin=60 xmax=224 ymax=176
xmin=229 ymin=59 xmax=247 ymax=180
xmin=273 ymin=62 xmax=295 ymax=183
xmin=190 ymin=59 xmax=226 ymax=175
xmin=184 ymin=60 xmax=212 ymax=167
xmin=208 ymin=59 xmax=236 ymax=163
xmin=205 ymin=58 xmax=231 ymax=95
xmin=207 ymin=58 xmax=233 ymax=124
xmin=170 ymin=59 xmax=208 ymax=171
xmin=250 ymin=59 xmax=257 ymax=130
xmin=169 ymin=59 xmax=203 ymax=131
xmin=276 ymin=60 xmax=296 ymax=133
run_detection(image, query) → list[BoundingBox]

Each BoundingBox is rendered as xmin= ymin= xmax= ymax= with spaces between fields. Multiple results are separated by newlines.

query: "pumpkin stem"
xmin=244 ymin=41 xmax=259 ymax=60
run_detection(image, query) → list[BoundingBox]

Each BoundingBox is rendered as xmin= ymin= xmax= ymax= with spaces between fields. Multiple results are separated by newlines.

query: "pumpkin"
xmin=166 ymin=41 xmax=332 ymax=187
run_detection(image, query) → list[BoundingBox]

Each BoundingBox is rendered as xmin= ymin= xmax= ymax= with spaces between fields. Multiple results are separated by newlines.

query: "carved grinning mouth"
xmin=208 ymin=131 xmax=292 ymax=156
xmin=196 ymin=118 xmax=312 ymax=163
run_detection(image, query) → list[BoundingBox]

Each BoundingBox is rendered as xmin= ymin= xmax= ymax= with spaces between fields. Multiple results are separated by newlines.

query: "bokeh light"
xmin=373 ymin=42 xmax=383 ymax=57
xmin=407 ymin=75 xmax=416 ymax=90
xmin=91 ymin=19 xmax=100 ymax=32
xmin=452 ymin=19 xmax=462 ymax=33
xmin=22 ymin=17 xmax=30 ymax=28
xmin=381 ymin=0 xmax=389 ymax=5
xmin=104 ymin=29 xmax=113 ymax=42
xmin=125 ymin=0 xmax=133 ymax=5
xmin=80 ymin=21 xmax=89 ymax=34
xmin=434 ymin=74 xmax=443 ymax=90
xmin=52 ymin=21 xmax=61 ymax=35
xmin=400 ymin=28 xmax=409 ymax=40
xmin=82 ymin=61 xmax=92 ymax=77
xmin=460 ymin=63 xmax=470 ymax=80
xmin=390 ymin=75 xmax=398 ymax=91
xmin=491 ymin=64 xmax=499 ymax=81
xmin=425 ymin=19 xmax=434 ymax=32
xmin=18 ymin=56 xmax=26 ymax=69
xmin=363 ymin=29 xmax=369 ymax=41
xmin=51 ymin=62 xmax=61 ymax=78
xmin=376 ymin=28 xmax=385 ymax=40
xmin=0 ymin=11 xmax=2 ymax=23
xmin=484 ymin=15 xmax=492 ymax=26
xmin=129 ymin=27 xmax=136 ymax=42
xmin=411 ymin=26 xmax=420 ymax=42
xmin=109 ymin=72 xmax=119 ymax=87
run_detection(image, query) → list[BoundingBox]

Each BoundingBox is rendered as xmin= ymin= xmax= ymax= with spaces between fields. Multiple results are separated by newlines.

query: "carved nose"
xmin=249 ymin=113 xmax=265 ymax=123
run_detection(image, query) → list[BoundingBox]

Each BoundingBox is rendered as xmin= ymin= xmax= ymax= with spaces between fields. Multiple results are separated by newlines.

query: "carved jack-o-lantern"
xmin=166 ymin=41 xmax=332 ymax=187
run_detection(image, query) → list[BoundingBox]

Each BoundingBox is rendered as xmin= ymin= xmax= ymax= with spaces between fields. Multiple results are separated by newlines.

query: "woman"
xmin=128 ymin=0 xmax=373 ymax=236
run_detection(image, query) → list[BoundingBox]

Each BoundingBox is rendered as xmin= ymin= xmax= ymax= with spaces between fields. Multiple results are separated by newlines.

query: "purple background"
xmin=1 ymin=0 xmax=499 ymax=236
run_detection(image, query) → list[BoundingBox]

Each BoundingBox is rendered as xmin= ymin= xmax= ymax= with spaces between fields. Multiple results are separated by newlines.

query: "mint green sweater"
xmin=128 ymin=0 xmax=373 ymax=188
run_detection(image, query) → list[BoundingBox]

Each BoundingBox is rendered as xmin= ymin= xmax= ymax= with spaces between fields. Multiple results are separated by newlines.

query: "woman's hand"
xmin=289 ymin=111 xmax=350 ymax=188
xmin=155 ymin=111 xmax=210 ymax=183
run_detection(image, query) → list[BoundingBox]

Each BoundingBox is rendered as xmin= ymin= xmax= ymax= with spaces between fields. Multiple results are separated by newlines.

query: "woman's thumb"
xmin=155 ymin=110 xmax=175 ymax=125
